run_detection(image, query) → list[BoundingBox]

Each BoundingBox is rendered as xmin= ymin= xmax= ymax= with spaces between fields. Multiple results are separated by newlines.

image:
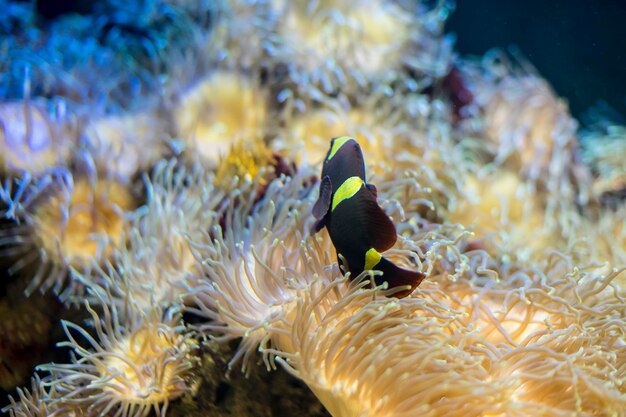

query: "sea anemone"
xmin=87 ymin=160 xmax=225 ymax=312
xmin=373 ymin=127 xmax=473 ymax=224
xmin=0 ymin=164 xmax=136 ymax=297
xmin=206 ymin=0 xmax=274 ymax=71
xmin=37 ymin=296 xmax=196 ymax=417
xmin=0 ymin=100 xmax=77 ymax=176
xmin=4 ymin=1 xmax=626 ymax=416
xmin=2 ymin=375 xmax=66 ymax=417
xmin=463 ymin=51 xmax=593 ymax=240
xmin=574 ymin=206 xmax=626 ymax=289
xmin=465 ymin=52 xmax=578 ymax=176
xmin=273 ymin=89 xmax=410 ymax=166
xmin=267 ymin=0 xmax=452 ymax=95
xmin=184 ymin=169 xmax=319 ymax=371
xmin=274 ymin=255 xmax=626 ymax=417
xmin=580 ymin=122 xmax=626 ymax=206
xmin=446 ymin=169 xmax=556 ymax=262
xmin=214 ymin=140 xmax=279 ymax=190
xmin=172 ymin=71 xmax=269 ymax=166
xmin=82 ymin=111 xmax=169 ymax=181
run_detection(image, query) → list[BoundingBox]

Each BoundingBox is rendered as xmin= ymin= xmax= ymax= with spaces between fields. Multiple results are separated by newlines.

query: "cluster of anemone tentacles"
xmin=1 ymin=1 xmax=626 ymax=417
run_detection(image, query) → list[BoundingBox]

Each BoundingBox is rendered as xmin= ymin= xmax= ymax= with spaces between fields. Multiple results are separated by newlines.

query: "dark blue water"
xmin=447 ymin=0 xmax=626 ymax=122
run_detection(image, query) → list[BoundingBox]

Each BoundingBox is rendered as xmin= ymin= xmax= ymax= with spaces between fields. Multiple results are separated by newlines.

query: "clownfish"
xmin=311 ymin=136 xmax=426 ymax=298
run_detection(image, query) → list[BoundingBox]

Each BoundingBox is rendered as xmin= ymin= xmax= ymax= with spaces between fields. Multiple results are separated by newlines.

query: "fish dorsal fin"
xmin=360 ymin=191 xmax=397 ymax=251
xmin=312 ymin=175 xmax=333 ymax=220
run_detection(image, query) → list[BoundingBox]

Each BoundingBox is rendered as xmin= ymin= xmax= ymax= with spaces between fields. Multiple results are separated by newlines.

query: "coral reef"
xmin=1 ymin=1 xmax=625 ymax=416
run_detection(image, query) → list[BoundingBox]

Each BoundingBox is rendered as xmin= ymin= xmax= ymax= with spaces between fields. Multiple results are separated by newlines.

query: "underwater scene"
xmin=1 ymin=0 xmax=625 ymax=416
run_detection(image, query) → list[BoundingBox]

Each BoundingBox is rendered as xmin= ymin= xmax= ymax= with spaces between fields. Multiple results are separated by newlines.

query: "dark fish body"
xmin=312 ymin=136 xmax=426 ymax=298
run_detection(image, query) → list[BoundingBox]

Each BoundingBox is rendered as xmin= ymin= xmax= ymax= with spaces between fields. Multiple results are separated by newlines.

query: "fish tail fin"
xmin=373 ymin=256 xmax=426 ymax=298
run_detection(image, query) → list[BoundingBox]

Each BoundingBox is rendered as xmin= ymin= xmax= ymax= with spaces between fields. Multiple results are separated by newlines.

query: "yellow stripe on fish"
xmin=327 ymin=136 xmax=353 ymax=161
xmin=331 ymin=176 xmax=364 ymax=211
xmin=364 ymin=247 xmax=382 ymax=270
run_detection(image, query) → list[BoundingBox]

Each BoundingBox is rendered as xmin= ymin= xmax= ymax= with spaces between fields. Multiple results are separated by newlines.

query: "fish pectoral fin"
xmin=365 ymin=183 xmax=377 ymax=199
xmin=310 ymin=217 xmax=326 ymax=235
xmin=312 ymin=175 xmax=333 ymax=220
xmin=361 ymin=197 xmax=397 ymax=252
